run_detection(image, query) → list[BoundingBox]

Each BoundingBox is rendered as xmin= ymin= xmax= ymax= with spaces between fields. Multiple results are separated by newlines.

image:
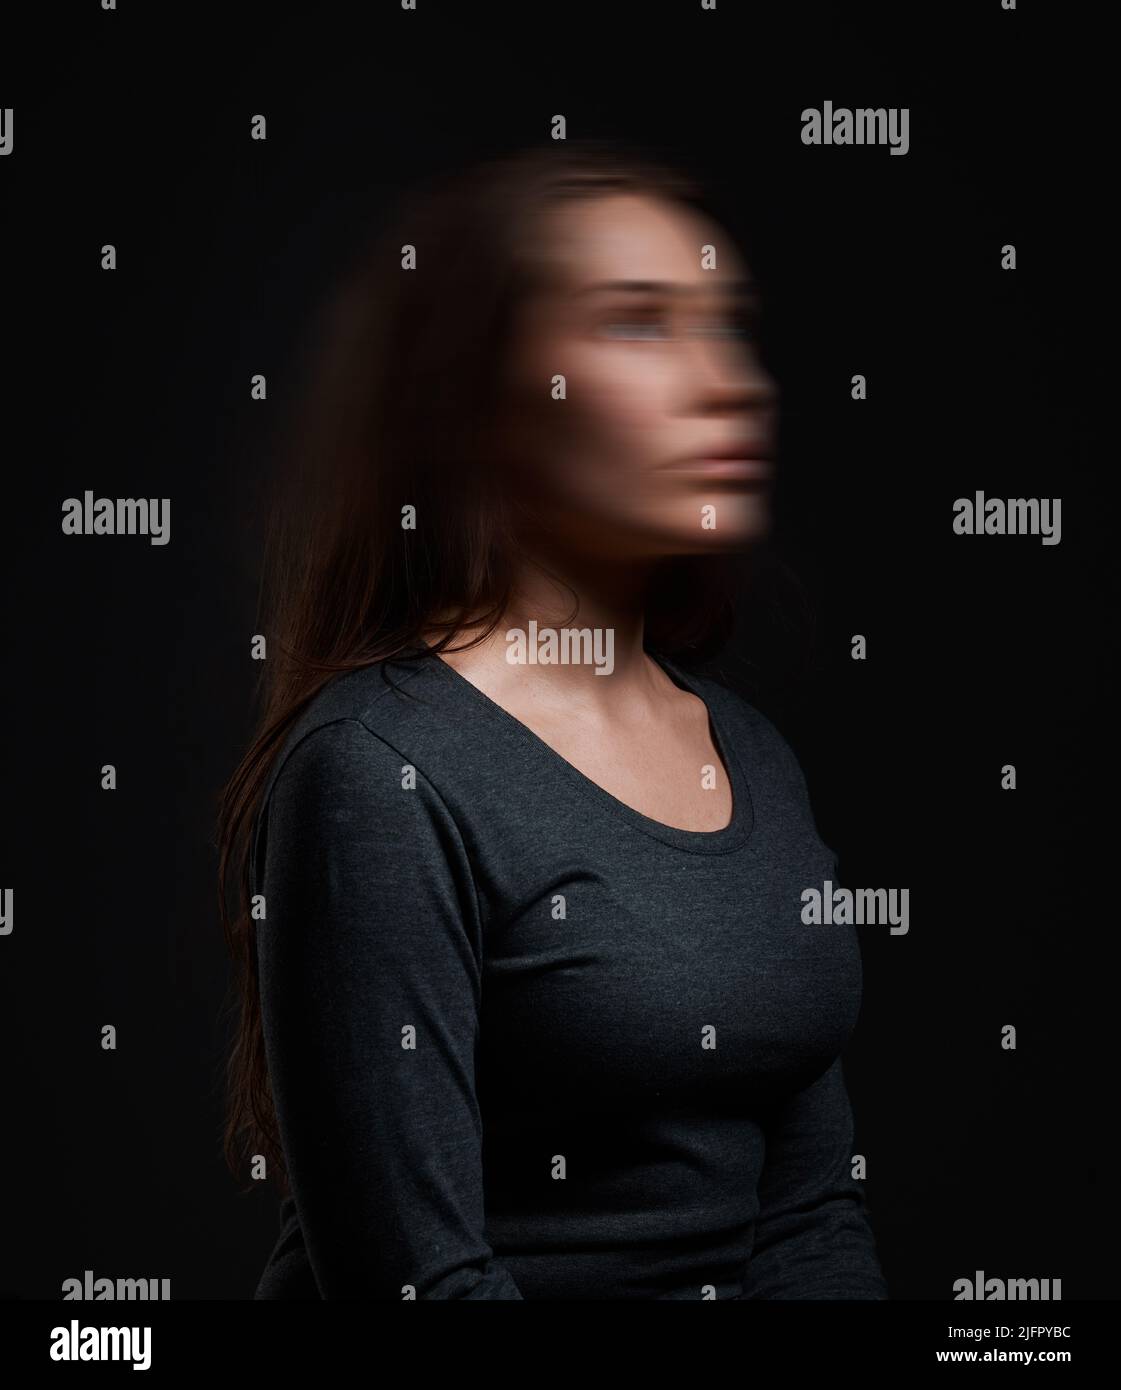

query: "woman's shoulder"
xmin=249 ymin=653 xmax=467 ymax=892
xmin=259 ymin=652 xmax=451 ymax=812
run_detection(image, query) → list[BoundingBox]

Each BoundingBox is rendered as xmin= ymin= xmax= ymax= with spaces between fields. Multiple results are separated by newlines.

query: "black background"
xmin=1 ymin=0 xmax=1114 ymax=1301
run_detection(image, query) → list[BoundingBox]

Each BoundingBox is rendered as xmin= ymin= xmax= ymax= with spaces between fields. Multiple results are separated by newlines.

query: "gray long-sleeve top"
xmin=250 ymin=647 xmax=888 ymax=1300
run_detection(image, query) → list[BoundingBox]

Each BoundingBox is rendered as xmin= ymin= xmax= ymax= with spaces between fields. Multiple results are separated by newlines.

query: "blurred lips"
xmin=658 ymin=446 xmax=774 ymax=481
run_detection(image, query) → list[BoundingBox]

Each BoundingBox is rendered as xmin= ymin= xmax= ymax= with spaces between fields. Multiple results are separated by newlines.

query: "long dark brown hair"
xmin=217 ymin=140 xmax=747 ymax=1196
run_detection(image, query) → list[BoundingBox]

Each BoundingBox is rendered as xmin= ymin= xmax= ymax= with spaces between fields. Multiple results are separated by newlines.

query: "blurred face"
xmin=496 ymin=191 xmax=779 ymax=559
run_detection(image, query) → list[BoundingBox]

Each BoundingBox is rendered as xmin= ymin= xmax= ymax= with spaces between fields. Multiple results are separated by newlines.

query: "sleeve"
xmin=741 ymin=1056 xmax=889 ymax=1300
xmin=254 ymin=716 xmax=525 ymax=1300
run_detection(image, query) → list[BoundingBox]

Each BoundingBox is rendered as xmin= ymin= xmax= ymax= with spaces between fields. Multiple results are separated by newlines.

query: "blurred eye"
xmin=691 ymin=312 xmax=760 ymax=342
xmin=599 ymin=317 xmax=671 ymax=341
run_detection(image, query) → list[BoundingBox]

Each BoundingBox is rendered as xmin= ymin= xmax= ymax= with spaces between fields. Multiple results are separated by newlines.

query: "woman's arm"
xmin=255 ymin=716 xmax=524 ymax=1299
xmin=741 ymin=1056 xmax=888 ymax=1299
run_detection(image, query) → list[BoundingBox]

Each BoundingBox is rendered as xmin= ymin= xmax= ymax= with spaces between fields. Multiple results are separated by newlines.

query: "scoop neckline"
xmin=420 ymin=644 xmax=754 ymax=855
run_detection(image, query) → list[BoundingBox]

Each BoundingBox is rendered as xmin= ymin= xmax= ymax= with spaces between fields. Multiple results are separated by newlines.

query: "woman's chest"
xmin=475 ymin=845 xmax=864 ymax=1109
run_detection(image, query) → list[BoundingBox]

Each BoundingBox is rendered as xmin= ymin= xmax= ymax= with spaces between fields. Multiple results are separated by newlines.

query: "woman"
xmin=217 ymin=141 xmax=888 ymax=1300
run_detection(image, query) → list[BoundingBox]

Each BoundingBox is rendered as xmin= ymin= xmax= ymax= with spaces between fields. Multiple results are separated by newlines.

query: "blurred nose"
xmin=684 ymin=334 xmax=778 ymax=418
